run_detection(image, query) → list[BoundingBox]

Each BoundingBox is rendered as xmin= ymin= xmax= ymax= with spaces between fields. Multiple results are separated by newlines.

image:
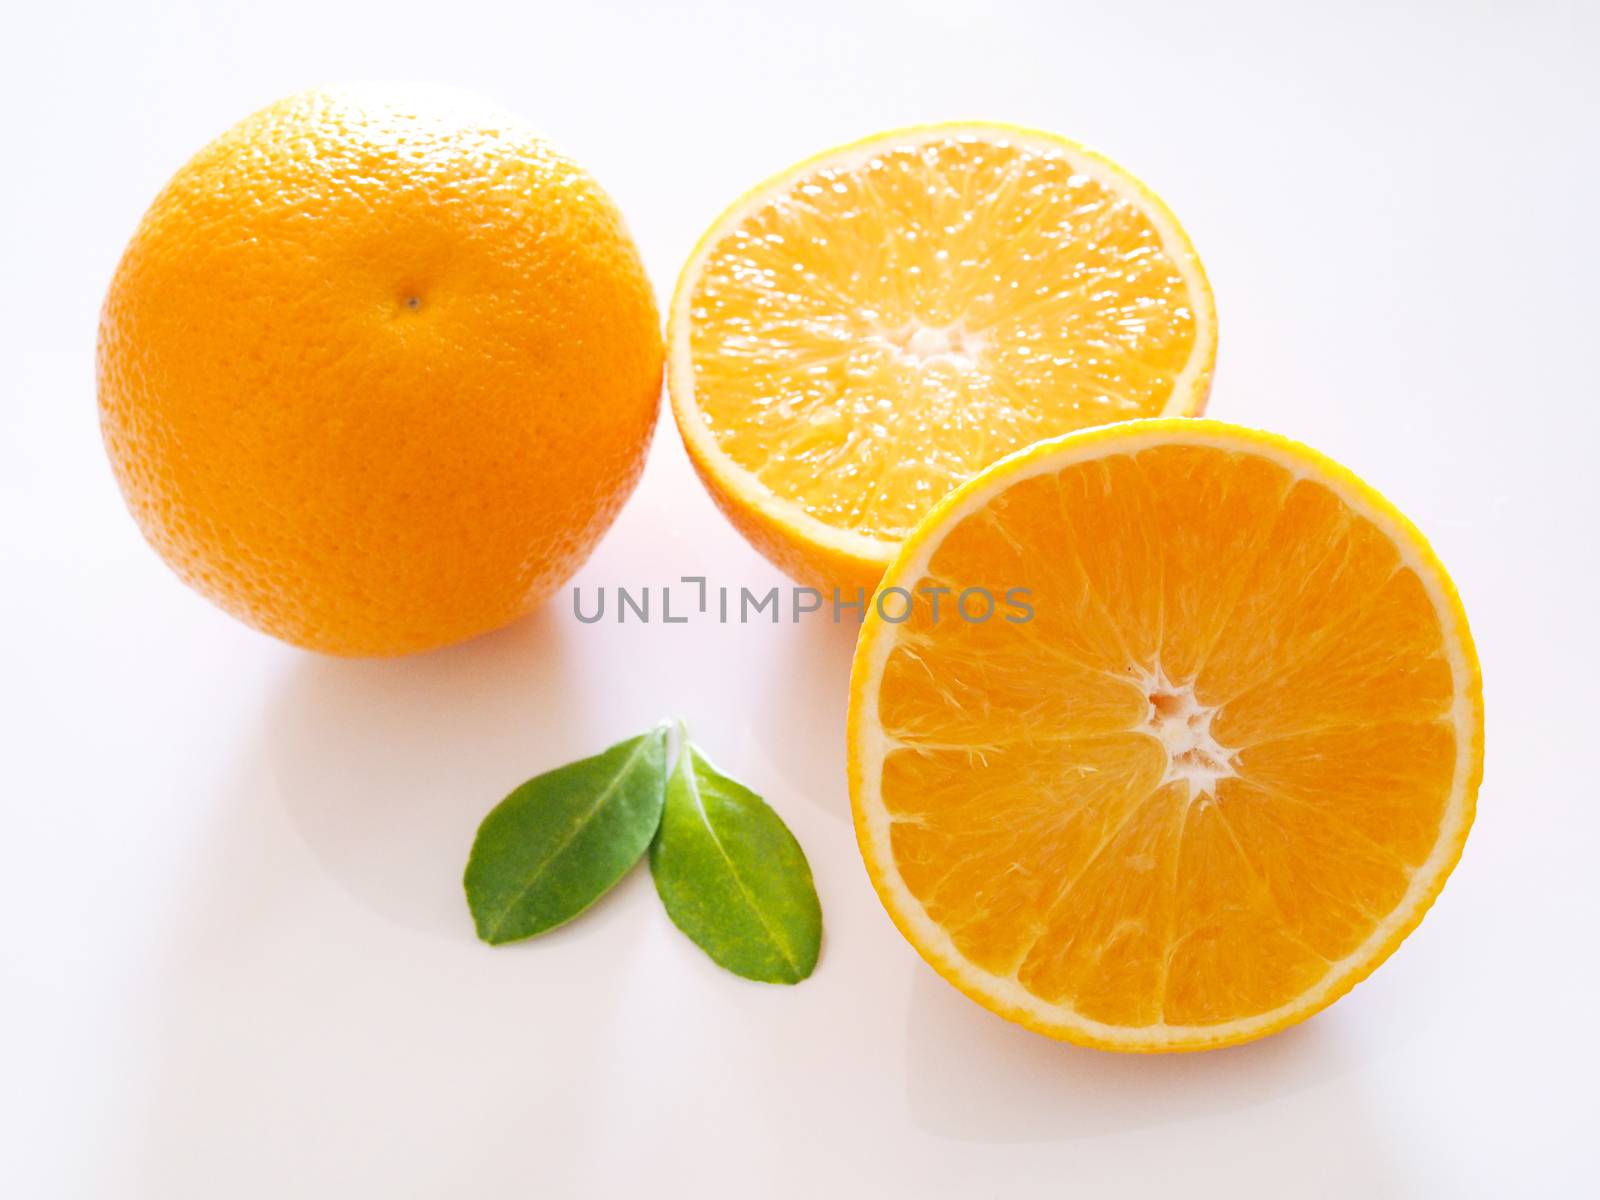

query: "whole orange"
xmin=99 ymin=85 xmax=663 ymax=656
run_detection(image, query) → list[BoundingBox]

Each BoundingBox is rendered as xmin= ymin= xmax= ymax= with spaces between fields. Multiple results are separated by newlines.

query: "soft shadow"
xmin=743 ymin=616 xmax=860 ymax=823
xmin=905 ymin=967 xmax=1353 ymax=1143
xmin=125 ymin=608 xmax=652 ymax=1196
xmin=265 ymin=607 xmax=587 ymax=939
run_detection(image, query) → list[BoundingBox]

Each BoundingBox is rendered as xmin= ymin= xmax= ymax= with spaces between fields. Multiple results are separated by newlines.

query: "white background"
xmin=3 ymin=1 xmax=1595 ymax=1195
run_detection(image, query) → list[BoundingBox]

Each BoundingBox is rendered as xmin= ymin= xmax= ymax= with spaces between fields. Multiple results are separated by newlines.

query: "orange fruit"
xmin=99 ymin=85 xmax=663 ymax=656
xmin=848 ymin=420 xmax=1482 ymax=1051
xmin=668 ymin=123 xmax=1215 ymax=592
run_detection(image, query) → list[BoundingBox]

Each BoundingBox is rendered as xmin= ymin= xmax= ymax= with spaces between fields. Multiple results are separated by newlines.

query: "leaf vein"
xmin=682 ymin=753 xmax=805 ymax=978
xmin=481 ymin=735 xmax=654 ymax=941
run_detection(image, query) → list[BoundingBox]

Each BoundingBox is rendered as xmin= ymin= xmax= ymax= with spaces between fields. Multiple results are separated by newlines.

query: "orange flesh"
xmin=873 ymin=444 xmax=1461 ymax=1029
xmin=685 ymin=133 xmax=1205 ymax=543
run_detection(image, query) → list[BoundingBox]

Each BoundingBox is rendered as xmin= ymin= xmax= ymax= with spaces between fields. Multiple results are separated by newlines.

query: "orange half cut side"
xmin=848 ymin=419 xmax=1482 ymax=1051
xmin=669 ymin=124 xmax=1217 ymax=590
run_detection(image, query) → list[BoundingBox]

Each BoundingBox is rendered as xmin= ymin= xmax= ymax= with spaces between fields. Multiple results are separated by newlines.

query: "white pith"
xmin=876 ymin=320 xmax=986 ymax=373
xmin=1139 ymin=667 xmax=1237 ymax=797
xmin=667 ymin=124 xmax=1218 ymax=568
xmin=851 ymin=421 xmax=1481 ymax=1050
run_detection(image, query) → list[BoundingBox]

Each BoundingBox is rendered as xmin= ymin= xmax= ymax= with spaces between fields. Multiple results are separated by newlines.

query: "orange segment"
xmin=669 ymin=124 xmax=1215 ymax=589
xmin=848 ymin=420 xmax=1482 ymax=1051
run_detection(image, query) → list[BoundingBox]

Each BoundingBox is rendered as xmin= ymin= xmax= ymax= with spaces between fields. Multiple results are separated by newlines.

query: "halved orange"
xmin=848 ymin=420 xmax=1482 ymax=1052
xmin=668 ymin=123 xmax=1216 ymax=591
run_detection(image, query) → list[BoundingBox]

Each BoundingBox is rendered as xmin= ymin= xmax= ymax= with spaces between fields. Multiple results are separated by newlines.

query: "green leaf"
xmin=465 ymin=727 xmax=668 ymax=945
xmin=649 ymin=740 xmax=822 ymax=983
